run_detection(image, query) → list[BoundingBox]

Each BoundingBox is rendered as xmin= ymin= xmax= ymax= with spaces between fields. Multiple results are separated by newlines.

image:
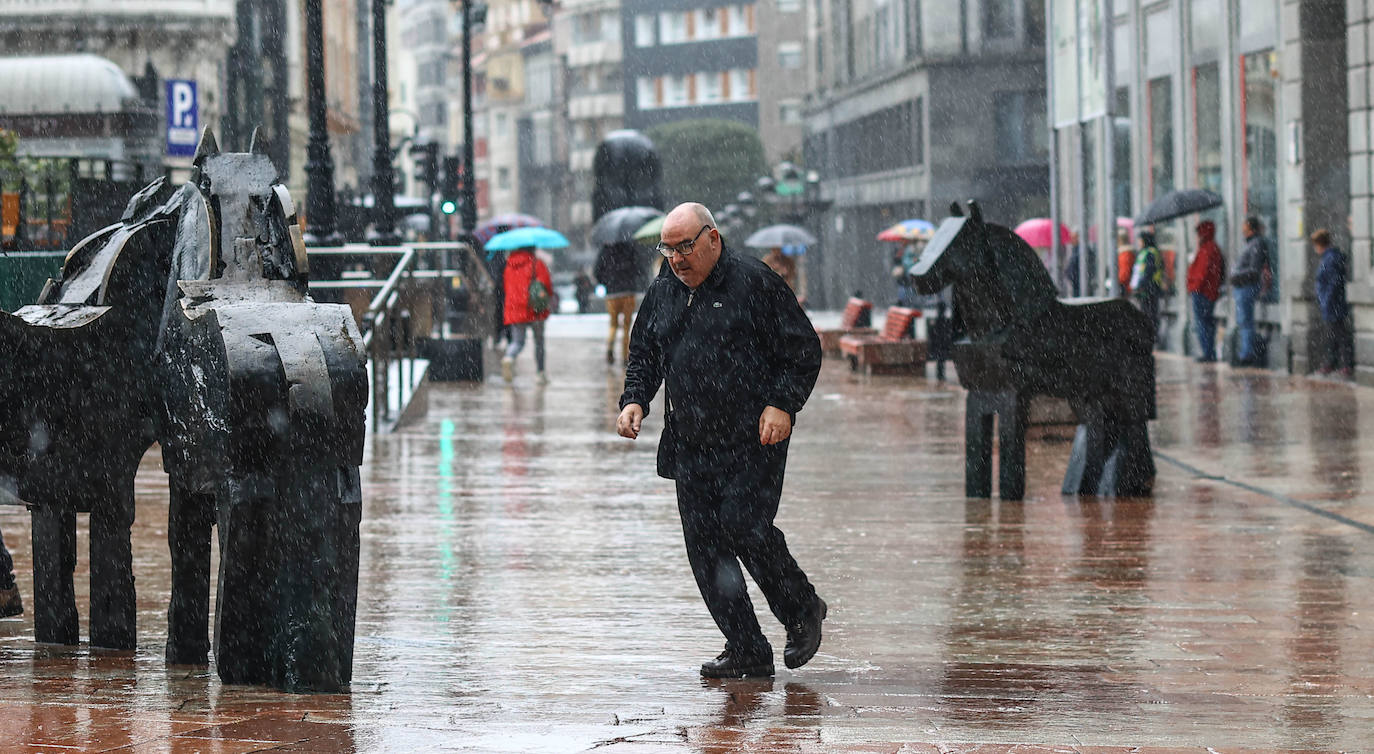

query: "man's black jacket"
xmin=620 ymin=247 xmax=822 ymax=448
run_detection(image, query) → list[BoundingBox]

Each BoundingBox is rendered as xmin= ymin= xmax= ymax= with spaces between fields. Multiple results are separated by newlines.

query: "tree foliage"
xmin=644 ymin=119 xmax=768 ymax=216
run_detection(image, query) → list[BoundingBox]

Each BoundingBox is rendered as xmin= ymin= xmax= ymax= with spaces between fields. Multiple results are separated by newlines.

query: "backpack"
xmin=528 ymin=277 xmax=550 ymax=315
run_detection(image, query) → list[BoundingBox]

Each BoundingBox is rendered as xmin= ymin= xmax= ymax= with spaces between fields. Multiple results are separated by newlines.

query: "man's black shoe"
xmin=700 ymin=647 xmax=774 ymax=679
xmin=784 ymin=597 xmax=827 ymax=669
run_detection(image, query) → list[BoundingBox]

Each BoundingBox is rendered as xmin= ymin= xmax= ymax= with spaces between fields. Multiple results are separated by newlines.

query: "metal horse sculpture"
xmin=0 ymin=129 xmax=366 ymax=692
xmin=910 ymin=201 xmax=1156 ymax=500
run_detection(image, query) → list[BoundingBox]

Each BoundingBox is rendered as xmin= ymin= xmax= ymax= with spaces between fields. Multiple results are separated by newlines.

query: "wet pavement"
xmin=2 ymin=313 xmax=1374 ymax=752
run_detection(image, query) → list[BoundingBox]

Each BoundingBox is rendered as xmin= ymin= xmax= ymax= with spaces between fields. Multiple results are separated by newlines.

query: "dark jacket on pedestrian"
xmin=620 ymin=247 xmax=822 ymax=450
xmin=1230 ymin=234 xmax=1272 ymax=289
xmin=1186 ymin=221 xmax=1226 ymax=302
xmin=594 ymin=241 xmax=644 ymax=298
xmin=1315 ymin=246 xmax=1349 ymax=323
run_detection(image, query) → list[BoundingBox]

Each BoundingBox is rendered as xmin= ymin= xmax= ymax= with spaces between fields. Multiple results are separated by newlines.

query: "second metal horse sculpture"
xmin=910 ymin=201 xmax=1156 ymax=500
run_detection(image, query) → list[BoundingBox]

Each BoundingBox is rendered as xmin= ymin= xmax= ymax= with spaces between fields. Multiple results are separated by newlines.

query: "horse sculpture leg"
xmin=965 ymin=390 xmax=1029 ymax=500
xmin=30 ymin=506 xmax=79 ymax=645
xmin=1063 ymin=403 xmax=1156 ymax=497
xmin=89 ymin=479 xmax=137 ymax=650
xmin=166 ymin=479 xmax=214 ymax=664
xmin=965 ymin=395 xmax=994 ymax=498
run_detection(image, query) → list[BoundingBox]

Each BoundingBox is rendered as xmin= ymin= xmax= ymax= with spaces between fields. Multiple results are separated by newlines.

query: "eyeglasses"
xmin=656 ymin=224 xmax=713 ymax=258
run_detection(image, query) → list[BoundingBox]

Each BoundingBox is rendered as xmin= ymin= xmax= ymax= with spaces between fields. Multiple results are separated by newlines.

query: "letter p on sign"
xmin=166 ymin=79 xmax=199 ymax=157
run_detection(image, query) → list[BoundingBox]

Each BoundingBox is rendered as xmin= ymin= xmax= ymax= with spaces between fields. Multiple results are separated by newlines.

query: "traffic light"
xmin=439 ymin=156 xmax=461 ymax=215
xmin=410 ymin=141 xmax=439 ymax=188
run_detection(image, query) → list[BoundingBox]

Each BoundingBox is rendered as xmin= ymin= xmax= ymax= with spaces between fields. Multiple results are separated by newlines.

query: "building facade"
xmin=0 ymin=0 xmax=235 ymax=171
xmin=620 ymin=1 xmax=760 ymax=134
xmin=1053 ymin=1 xmax=1361 ymax=379
xmin=804 ymin=0 xmax=1049 ymax=309
xmin=553 ymin=0 xmax=625 ymax=242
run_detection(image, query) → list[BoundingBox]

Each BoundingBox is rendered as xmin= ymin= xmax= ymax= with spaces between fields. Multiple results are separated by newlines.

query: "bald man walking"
xmin=617 ymin=203 xmax=826 ymax=678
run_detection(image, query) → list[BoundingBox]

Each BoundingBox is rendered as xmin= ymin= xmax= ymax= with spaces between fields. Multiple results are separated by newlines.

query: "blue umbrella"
xmin=484 ymin=226 xmax=570 ymax=251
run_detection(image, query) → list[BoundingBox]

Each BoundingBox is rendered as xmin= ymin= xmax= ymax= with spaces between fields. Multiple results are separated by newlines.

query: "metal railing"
xmin=307 ymin=242 xmax=495 ymax=429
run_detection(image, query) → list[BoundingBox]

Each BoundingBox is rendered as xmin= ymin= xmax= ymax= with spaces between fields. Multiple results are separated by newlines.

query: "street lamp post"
xmin=460 ymin=0 xmax=481 ymax=235
xmin=370 ymin=0 xmax=400 ymax=245
xmin=303 ymin=0 xmax=343 ymax=245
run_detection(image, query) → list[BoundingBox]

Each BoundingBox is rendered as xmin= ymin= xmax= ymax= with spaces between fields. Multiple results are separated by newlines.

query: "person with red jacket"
xmin=501 ymin=246 xmax=554 ymax=383
xmin=1186 ymin=220 xmax=1226 ymax=362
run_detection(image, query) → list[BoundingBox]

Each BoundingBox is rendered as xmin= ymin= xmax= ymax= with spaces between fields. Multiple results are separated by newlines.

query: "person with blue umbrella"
xmin=485 ymin=227 xmax=567 ymax=383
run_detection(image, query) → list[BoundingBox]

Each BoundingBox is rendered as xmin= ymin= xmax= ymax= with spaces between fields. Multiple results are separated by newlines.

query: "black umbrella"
xmin=591 ymin=206 xmax=663 ymax=246
xmin=1135 ymin=189 xmax=1223 ymax=225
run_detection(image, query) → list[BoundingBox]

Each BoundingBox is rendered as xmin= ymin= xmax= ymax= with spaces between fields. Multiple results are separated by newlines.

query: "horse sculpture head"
xmin=909 ymin=200 xmax=1060 ymax=339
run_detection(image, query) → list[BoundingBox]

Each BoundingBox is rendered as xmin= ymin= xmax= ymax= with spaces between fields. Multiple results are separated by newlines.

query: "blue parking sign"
xmin=166 ymin=80 xmax=198 ymax=157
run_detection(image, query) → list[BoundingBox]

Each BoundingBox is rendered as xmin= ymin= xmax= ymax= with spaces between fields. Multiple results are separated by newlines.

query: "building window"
xmin=665 ymin=74 xmax=689 ymax=106
xmin=728 ymin=5 xmax=752 ymax=36
xmin=1147 ymin=77 xmax=1174 ymax=199
xmin=635 ymin=14 xmax=657 ymax=47
xmin=905 ymin=0 xmax=922 ymax=58
xmin=696 ymin=8 xmax=721 ymax=40
xmin=1193 ymin=63 xmax=1222 ymax=197
xmin=912 ymin=96 xmax=924 ymax=166
xmin=779 ymin=0 xmax=801 ymax=11
xmin=636 ymin=76 xmax=658 ymax=109
xmin=982 ymin=0 xmax=1016 ymax=40
xmin=728 ymin=68 xmax=754 ymax=101
xmin=697 ymin=72 xmax=723 ymax=103
xmin=497 ymin=167 xmax=510 ymax=190
xmin=778 ymin=42 xmax=803 ymax=69
xmin=993 ymin=91 xmax=1047 ymax=164
xmin=660 ymin=11 xmax=688 ymax=44
xmin=779 ymin=99 xmax=803 ymax=125
xmin=1243 ymin=49 xmax=1279 ymax=298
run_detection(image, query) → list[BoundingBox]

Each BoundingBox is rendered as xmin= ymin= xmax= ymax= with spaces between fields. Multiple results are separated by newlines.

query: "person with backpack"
xmin=501 ymin=245 xmax=554 ymax=384
xmin=1230 ymin=216 xmax=1273 ymax=366
xmin=1186 ymin=220 xmax=1226 ymax=362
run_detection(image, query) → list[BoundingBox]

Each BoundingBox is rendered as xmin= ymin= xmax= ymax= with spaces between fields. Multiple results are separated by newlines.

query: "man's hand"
xmin=617 ymin=403 xmax=646 ymax=439
xmin=759 ymin=406 xmax=792 ymax=446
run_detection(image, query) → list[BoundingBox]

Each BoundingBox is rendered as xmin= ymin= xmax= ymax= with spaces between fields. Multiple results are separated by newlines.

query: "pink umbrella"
xmin=1013 ymin=218 xmax=1074 ymax=248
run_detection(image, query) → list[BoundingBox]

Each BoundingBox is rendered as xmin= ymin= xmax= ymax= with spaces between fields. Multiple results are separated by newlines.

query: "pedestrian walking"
xmin=573 ymin=268 xmax=595 ymax=314
xmin=1230 ymin=216 xmax=1273 ymax=366
xmin=616 ymin=202 xmax=826 ymax=679
xmin=1131 ymin=230 xmax=1164 ymax=344
xmin=1312 ymin=229 xmax=1353 ymax=377
xmin=594 ymin=240 xmax=645 ymax=366
xmin=1065 ymin=241 xmax=1098 ymax=297
xmin=0 ymin=525 xmax=21 ymax=618
xmin=483 ymin=244 xmax=510 ymax=351
xmin=1186 ymin=220 xmax=1226 ymax=362
xmin=501 ymin=245 xmax=553 ymax=384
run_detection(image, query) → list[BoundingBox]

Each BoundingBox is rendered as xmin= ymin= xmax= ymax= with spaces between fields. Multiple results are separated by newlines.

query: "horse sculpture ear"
xmin=967 ymin=201 xmax=983 ymax=225
xmin=949 ymin=202 xmax=964 ymax=218
xmin=249 ymin=127 xmax=270 ymax=156
xmin=192 ymin=128 xmax=220 ymax=165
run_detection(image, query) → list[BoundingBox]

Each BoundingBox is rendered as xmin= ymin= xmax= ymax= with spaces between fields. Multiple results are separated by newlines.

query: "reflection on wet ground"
xmin=2 ymin=324 xmax=1373 ymax=752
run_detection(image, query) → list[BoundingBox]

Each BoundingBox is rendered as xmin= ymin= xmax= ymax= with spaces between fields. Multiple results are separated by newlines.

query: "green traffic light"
xmin=441 ymin=200 xmax=457 ymax=215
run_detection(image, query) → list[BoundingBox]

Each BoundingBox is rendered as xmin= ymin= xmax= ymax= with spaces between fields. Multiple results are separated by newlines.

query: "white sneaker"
xmin=536 ymin=371 xmax=549 ymax=385
xmin=501 ymin=357 xmax=514 ymax=382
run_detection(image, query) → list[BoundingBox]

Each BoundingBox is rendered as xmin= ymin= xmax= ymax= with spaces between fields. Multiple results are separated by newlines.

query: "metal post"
xmin=371 ymin=0 xmax=400 ymax=244
xmin=1047 ymin=0 xmax=1061 ymax=291
xmin=1101 ymin=0 xmax=1115 ymax=299
xmin=461 ymin=0 xmax=477 ymax=234
xmin=304 ymin=0 xmax=342 ymax=245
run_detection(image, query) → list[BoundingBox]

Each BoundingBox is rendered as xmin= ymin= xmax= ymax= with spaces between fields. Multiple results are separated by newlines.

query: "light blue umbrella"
xmin=484 ymin=226 xmax=570 ymax=251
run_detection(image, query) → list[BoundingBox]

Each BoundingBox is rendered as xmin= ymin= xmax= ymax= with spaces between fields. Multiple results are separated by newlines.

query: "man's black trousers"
xmin=674 ymin=439 xmax=817 ymax=657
